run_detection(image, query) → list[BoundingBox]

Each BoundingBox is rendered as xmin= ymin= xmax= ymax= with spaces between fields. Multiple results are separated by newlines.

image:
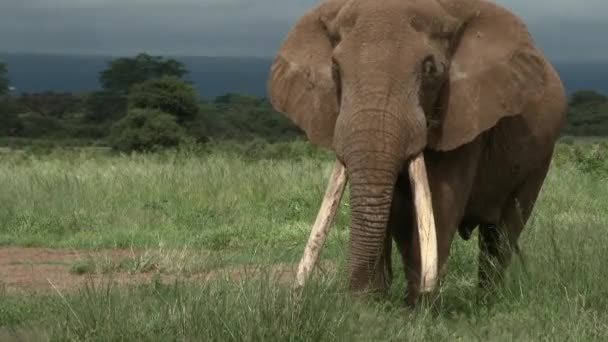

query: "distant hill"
xmin=1 ymin=53 xmax=607 ymax=99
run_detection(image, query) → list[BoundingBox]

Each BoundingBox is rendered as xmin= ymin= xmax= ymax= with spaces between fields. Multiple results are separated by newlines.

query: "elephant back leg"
xmin=478 ymin=158 xmax=552 ymax=290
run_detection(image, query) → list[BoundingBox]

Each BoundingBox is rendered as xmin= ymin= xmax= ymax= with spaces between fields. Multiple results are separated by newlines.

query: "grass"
xmin=0 ymin=143 xmax=345 ymax=265
xmin=1 ymin=139 xmax=608 ymax=340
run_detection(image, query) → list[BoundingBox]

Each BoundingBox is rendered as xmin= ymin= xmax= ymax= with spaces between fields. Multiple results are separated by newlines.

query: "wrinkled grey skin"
xmin=268 ymin=0 xmax=566 ymax=305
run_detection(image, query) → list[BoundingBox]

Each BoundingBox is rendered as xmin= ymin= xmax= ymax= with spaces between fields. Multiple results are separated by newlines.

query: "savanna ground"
xmin=1 ymin=138 xmax=607 ymax=341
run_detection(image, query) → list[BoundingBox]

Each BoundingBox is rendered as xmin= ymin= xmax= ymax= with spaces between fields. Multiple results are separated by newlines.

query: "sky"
xmin=0 ymin=0 xmax=605 ymax=61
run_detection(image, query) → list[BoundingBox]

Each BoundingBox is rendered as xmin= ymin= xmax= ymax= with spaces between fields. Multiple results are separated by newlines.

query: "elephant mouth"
xmin=295 ymin=154 xmax=439 ymax=293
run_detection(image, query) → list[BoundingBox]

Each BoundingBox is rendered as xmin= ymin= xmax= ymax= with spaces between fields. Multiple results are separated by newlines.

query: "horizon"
xmin=2 ymin=52 xmax=607 ymax=99
xmin=1 ymin=1 xmax=607 ymax=61
xmin=1 ymin=51 xmax=607 ymax=64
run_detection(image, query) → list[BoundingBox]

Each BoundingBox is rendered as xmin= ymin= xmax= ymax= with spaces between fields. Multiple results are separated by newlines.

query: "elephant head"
xmin=268 ymin=0 xmax=548 ymax=294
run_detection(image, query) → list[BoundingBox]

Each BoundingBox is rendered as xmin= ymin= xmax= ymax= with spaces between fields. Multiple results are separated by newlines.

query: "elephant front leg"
xmin=478 ymin=217 xmax=525 ymax=294
xmin=385 ymin=174 xmax=415 ymax=302
xmin=403 ymin=219 xmax=455 ymax=307
xmin=389 ymin=171 xmax=458 ymax=307
xmin=478 ymin=223 xmax=511 ymax=290
xmin=403 ymin=168 xmax=469 ymax=306
xmin=478 ymin=165 xmax=549 ymax=292
xmin=383 ymin=232 xmax=394 ymax=287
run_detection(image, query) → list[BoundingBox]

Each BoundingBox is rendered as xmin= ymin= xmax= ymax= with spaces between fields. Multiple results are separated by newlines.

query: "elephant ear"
xmin=267 ymin=0 xmax=346 ymax=149
xmin=429 ymin=0 xmax=548 ymax=151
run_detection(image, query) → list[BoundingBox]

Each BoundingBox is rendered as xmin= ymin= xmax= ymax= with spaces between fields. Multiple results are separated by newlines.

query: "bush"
xmin=18 ymin=113 xmax=68 ymax=138
xmin=83 ymin=91 xmax=128 ymax=122
xmin=109 ymin=108 xmax=189 ymax=152
xmin=128 ymin=76 xmax=199 ymax=121
xmin=563 ymin=111 xmax=608 ymax=136
xmin=573 ymin=142 xmax=608 ymax=176
xmin=64 ymin=121 xmax=110 ymax=139
xmin=0 ymin=99 xmax=24 ymax=136
xmin=553 ymin=141 xmax=608 ymax=177
xmin=17 ymin=92 xmax=82 ymax=118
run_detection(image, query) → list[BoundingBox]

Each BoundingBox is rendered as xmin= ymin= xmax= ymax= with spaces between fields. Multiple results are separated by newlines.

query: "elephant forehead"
xmin=334 ymin=0 xmax=455 ymax=47
xmin=338 ymin=0 xmax=447 ymax=26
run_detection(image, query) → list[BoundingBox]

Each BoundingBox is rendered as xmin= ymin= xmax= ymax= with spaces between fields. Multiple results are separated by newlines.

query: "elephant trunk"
xmin=347 ymin=162 xmax=398 ymax=293
xmin=334 ymin=96 xmax=437 ymax=294
xmin=336 ymin=103 xmax=408 ymax=292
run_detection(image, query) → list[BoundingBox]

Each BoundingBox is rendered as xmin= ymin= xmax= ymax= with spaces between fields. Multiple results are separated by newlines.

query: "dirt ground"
xmin=0 ymin=247 xmax=303 ymax=293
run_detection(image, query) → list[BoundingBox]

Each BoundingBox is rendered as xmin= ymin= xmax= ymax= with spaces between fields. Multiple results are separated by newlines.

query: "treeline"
xmin=562 ymin=90 xmax=608 ymax=136
xmin=0 ymin=53 xmax=302 ymax=151
xmin=0 ymin=53 xmax=607 ymax=152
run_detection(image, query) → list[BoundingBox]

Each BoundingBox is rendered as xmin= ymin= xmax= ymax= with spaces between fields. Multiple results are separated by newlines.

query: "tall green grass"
xmin=0 ymin=142 xmax=345 ymax=264
xmin=1 ymin=139 xmax=607 ymax=340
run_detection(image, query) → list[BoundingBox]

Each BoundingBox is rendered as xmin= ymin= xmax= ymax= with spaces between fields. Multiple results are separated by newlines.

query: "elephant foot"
xmin=403 ymin=288 xmax=441 ymax=314
xmin=478 ymin=224 xmax=511 ymax=295
xmin=475 ymin=283 xmax=502 ymax=308
xmin=478 ymin=268 xmax=504 ymax=291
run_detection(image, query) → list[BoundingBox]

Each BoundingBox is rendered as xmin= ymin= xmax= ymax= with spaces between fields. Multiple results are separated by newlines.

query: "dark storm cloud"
xmin=0 ymin=0 xmax=605 ymax=60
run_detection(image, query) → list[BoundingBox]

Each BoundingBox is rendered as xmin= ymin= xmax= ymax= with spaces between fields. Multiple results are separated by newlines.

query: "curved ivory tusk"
xmin=295 ymin=159 xmax=347 ymax=288
xmin=408 ymin=154 xmax=439 ymax=293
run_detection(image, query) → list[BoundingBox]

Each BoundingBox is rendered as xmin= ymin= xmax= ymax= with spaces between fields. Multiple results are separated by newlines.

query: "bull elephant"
xmin=267 ymin=0 xmax=566 ymax=305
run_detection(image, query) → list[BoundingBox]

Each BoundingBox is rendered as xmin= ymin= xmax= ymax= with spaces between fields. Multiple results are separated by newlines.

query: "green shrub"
xmin=64 ymin=121 xmax=110 ymax=139
xmin=563 ymin=91 xmax=608 ymax=136
xmin=573 ymin=143 xmax=608 ymax=176
xmin=109 ymin=108 xmax=189 ymax=152
xmin=554 ymin=141 xmax=608 ymax=176
xmin=128 ymin=76 xmax=199 ymax=121
xmin=17 ymin=113 xmax=68 ymax=138
xmin=0 ymin=99 xmax=24 ymax=136
xmin=83 ymin=91 xmax=128 ymax=122
xmin=17 ymin=91 xmax=83 ymax=119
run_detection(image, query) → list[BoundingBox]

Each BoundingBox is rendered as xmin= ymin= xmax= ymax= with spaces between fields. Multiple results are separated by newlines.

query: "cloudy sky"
xmin=0 ymin=0 xmax=605 ymax=61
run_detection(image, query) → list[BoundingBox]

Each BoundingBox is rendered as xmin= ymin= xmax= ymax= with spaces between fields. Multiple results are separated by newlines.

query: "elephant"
xmin=267 ymin=0 xmax=566 ymax=306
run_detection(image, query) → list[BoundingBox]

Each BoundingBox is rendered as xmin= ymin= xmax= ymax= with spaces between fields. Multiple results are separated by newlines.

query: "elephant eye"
xmin=331 ymin=58 xmax=342 ymax=104
xmin=422 ymin=55 xmax=437 ymax=76
xmin=331 ymin=58 xmax=341 ymax=84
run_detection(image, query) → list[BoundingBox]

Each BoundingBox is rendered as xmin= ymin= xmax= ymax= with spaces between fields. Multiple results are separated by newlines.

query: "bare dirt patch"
xmin=0 ymin=247 xmax=317 ymax=293
xmin=1 ymin=247 xmax=155 ymax=292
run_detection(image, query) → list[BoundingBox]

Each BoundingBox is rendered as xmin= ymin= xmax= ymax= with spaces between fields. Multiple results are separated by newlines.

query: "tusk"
xmin=295 ymin=159 xmax=348 ymax=288
xmin=408 ymin=153 xmax=438 ymax=293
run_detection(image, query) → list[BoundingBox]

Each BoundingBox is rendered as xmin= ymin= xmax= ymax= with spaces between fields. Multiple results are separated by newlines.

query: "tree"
xmin=17 ymin=92 xmax=82 ymax=118
xmin=569 ymin=90 xmax=607 ymax=107
xmin=0 ymin=63 xmax=9 ymax=96
xmin=109 ymin=108 xmax=188 ymax=152
xmin=128 ymin=76 xmax=199 ymax=121
xmin=99 ymin=53 xmax=187 ymax=94
xmin=214 ymin=93 xmax=263 ymax=107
